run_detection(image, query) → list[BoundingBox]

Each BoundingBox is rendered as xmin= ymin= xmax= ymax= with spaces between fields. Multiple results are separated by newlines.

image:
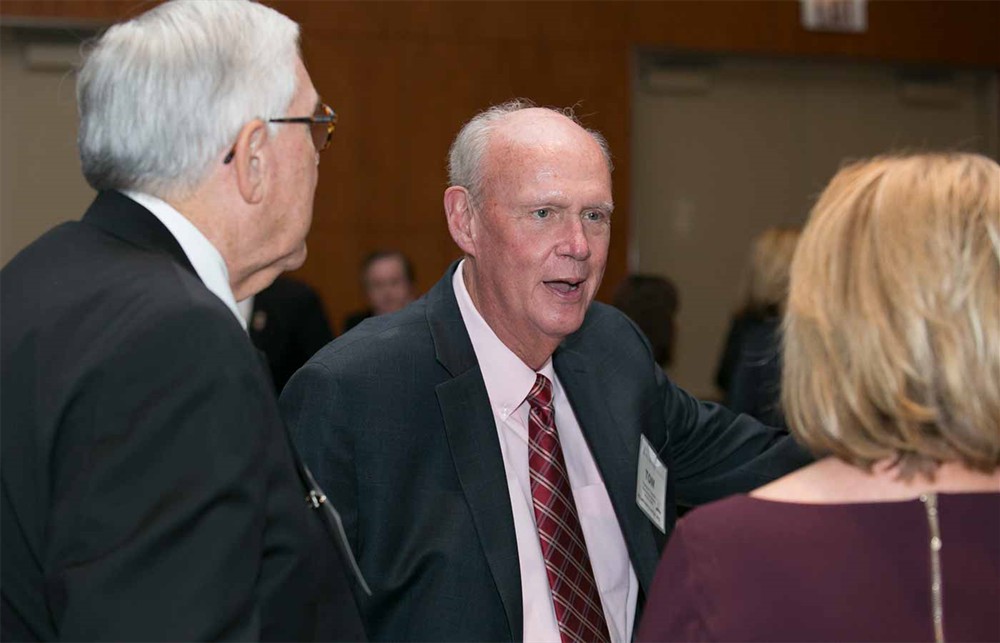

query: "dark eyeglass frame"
xmin=223 ymin=102 xmax=337 ymax=164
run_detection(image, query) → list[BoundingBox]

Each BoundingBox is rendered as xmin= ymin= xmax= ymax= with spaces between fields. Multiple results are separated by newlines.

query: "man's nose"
xmin=556 ymin=215 xmax=592 ymax=261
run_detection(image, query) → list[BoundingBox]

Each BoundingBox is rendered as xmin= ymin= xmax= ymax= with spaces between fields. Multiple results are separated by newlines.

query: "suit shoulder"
xmin=309 ymin=299 xmax=433 ymax=371
xmin=570 ymin=301 xmax=651 ymax=350
xmin=4 ymin=218 xmax=202 ymax=301
xmin=3 ymin=222 xmax=247 ymax=365
xmin=583 ymin=300 xmax=635 ymax=328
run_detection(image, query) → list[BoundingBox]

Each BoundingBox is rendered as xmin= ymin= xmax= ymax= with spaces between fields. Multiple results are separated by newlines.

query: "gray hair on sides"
xmin=447 ymin=98 xmax=614 ymax=207
xmin=77 ymin=0 xmax=300 ymax=199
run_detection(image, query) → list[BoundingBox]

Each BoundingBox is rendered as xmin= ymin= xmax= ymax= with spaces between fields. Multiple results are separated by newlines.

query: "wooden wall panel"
xmin=3 ymin=0 xmax=996 ymax=328
xmin=628 ymin=1 xmax=1000 ymax=67
xmin=0 ymin=0 xmax=149 ymax=24
xmin=288 ymin=18 xmax=631 ymax=328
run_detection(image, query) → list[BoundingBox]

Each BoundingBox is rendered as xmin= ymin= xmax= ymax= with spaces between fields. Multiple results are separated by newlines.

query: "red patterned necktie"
xmin=526 ymin=373 xmax=610 ymax=643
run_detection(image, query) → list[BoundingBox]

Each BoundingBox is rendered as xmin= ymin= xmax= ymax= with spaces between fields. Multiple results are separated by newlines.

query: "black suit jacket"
xmin=1 ymin=191 xmax=365 ymax=641
xmin=280 ymin=262 xmax=810 ymax=642
xmin=250 ymin=276 xmax=335 ymax=394
xmin=716 ymin=315 xmax=786 ymax=429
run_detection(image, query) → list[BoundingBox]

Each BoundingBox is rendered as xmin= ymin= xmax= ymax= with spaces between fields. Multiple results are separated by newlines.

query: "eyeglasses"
xmin=270 ymin=102 xmax=337 ymax=152
xmin=223 ymin=102 xmax=337 ymax=164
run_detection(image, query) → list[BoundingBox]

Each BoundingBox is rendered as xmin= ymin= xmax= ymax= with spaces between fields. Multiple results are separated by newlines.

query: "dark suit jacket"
xmin=1 ymin=191 xmax=365 ymax=641
xmin=715 ymin=314 xmax=786 ymax=429
xmin=250 ymin=276 xmax=335 ymax=394
xmin=280 ymin=262 xmax=810 ymax=642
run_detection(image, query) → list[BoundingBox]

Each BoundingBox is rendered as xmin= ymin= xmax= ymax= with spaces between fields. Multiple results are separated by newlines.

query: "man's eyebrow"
xmin=524 ymin=194 xmax=614 ymax=211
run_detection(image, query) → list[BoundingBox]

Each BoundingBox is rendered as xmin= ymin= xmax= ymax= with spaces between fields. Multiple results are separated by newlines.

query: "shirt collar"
xmin=453 ymin=259 xmax=555 ymax=420
xmin=123 ymin=190 xmax=246 ymax=331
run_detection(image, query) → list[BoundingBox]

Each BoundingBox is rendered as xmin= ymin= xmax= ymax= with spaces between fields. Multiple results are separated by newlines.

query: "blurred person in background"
xmin=342 ymin=249 xmax=415 ymax=332
xmin=714 ymin=226 xmax=800 ymax=428
xmin=242 ymin=275 xmax=335 ymax=393
xmin=0 ymin=1 xmax=365 ymax=639
xmin=639 ymin=153 xmax=1000 ymax=642
xmin=612 ymin=273 xmax=680 ymax=370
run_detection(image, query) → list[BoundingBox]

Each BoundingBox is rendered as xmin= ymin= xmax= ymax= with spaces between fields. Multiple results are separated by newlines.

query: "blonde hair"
xmin=782 ymin=153 xmax=1000 ymax=479
xmin=741 ymin=227 xmax=801 ymax=317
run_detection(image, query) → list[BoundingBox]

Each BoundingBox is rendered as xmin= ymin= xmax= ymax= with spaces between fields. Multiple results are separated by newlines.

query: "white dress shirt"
xmin=453 ymin=260 xmax=639 ymax=643
xmin=122 ymin=191 xmax=246 ymax=331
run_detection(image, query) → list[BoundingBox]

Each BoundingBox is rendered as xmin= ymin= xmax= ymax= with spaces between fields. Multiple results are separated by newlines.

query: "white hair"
xmin=77 ymin=0 xmax=300 ymax=198
xmin=447 ymin=98 xmax=614 ymax=206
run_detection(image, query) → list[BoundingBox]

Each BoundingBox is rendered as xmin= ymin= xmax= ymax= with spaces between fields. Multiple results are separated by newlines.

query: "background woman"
xmin=714 ymin=226 xmax=800 ymax=427
xmin=639 ymin=153 xmax=1000 ymax=642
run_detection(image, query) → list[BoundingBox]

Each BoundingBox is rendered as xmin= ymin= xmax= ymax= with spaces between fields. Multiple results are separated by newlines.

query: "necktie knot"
xmin=527 ymin=373 xmax=553 ymax=410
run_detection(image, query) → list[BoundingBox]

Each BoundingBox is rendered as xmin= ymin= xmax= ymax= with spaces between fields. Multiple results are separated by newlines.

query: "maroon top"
xmin=637 ymin=492 xmax=1000 ymax=642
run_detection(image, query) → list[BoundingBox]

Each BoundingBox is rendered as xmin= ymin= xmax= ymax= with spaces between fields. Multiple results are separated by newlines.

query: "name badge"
xmin=636 ymin=434 xmax=667 ymax=533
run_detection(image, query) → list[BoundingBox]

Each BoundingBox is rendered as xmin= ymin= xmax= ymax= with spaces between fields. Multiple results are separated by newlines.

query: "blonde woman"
xmin=639 ymin=153 xmax=999 ymax=642
xmin=714 ymin=227 xmax=800 ymax=427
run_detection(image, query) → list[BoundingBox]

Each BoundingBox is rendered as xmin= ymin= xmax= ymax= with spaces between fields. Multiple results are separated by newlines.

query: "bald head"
xmin=479 ymin=108 xmax=614 ymax=216
xmin=492 ymin=107 xmax=601 ymax=148
xmin=447 ymin=99 xmax=612 ymax=207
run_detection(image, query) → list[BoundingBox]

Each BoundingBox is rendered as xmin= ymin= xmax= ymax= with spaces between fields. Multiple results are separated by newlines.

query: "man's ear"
xmin=232 ymin=119 xmax=268 ymax=204
xmin=444 ymin=186 xmax=476 ymax=256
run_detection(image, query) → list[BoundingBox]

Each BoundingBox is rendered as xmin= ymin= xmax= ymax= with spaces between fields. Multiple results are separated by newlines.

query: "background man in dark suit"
xmin=243 ymin=275 xmax=336 ymax=393
xmin=1 ymin=1 xmax=365 ymax=640
xmin=281 ymin=100 xmax=809 ymax=642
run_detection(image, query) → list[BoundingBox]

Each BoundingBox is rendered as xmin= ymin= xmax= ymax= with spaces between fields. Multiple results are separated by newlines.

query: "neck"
xmin=462 ymin=262 xmax=557 ymax=371
xmin=753 ymin=457 xmax=1000 ymax=504
xmin=168 ymin=183 xmax=261 ymax=301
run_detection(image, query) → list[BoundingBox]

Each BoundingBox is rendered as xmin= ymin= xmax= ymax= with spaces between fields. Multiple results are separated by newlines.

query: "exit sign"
xmin=800 ymin=0 xmax=868 ymax=33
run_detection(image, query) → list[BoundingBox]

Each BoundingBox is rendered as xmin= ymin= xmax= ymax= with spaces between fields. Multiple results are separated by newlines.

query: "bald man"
xmin=281 ymin=100 xmax=809 ymax=642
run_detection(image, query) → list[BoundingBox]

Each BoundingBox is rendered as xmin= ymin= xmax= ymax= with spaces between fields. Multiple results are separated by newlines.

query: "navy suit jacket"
xmin=281 ymin=261 xmax=810 ymax=642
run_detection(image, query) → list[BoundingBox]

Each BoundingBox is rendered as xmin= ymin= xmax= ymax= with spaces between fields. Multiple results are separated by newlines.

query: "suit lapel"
xmin=554 ymin=346 xmax=661 ymax=593
xmin=428 ymin=263 xmax=523 ymax=640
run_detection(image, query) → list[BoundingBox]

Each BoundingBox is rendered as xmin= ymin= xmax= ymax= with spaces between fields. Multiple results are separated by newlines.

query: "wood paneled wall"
xmin=3 ymin=0 xmax=998 ymax=330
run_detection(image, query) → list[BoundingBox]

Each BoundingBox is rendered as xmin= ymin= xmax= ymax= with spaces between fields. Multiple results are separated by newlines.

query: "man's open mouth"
xmin=544 ymin=279 xmax=584 ymax=294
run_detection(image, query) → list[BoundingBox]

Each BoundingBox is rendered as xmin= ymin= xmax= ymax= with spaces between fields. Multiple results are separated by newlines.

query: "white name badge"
xmin=636 ymin=434 xmax=667 ymax=533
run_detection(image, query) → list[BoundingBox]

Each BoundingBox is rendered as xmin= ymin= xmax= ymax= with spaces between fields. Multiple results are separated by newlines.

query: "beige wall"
xmin=633 ymin=55 xmax=999 ymax=397
xmin=1 ymin=27 xmax=95 ymax=265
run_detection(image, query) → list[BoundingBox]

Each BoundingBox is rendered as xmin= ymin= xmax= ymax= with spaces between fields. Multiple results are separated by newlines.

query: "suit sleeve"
xmin=47 ymin=306 xmax=274 ymax=641
xmin=656 ymin=365 xmax=812 ymax=507
xmin=279 ymin=361 xmax=359 ymax=556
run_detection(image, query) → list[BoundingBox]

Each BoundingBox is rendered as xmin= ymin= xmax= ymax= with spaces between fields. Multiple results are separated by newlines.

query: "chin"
xmin=283 ymin=244 xmax=308 ymax=272
xmin=539 ymin=312 xmax=587 ymax=340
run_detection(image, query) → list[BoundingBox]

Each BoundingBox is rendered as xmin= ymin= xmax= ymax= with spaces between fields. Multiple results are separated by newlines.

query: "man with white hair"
xmin=0 ymin=1 xmax=365 ymax=640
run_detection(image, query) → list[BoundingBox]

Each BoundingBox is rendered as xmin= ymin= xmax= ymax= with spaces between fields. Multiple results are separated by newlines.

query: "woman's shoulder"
xmin=671 ymin=493 xmax=798 ymax=549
